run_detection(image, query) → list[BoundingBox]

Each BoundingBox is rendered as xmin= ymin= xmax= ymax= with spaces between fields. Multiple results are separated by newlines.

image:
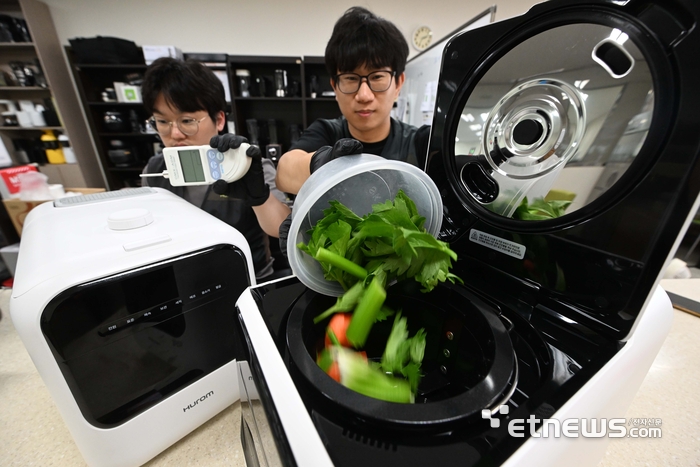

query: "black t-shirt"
xmin=288 ymin=117 xmax=425 ymax=166
xmin=360 ymin=138 xmax=388 ymax=156
xmin=143 ymin=153 xmax=270 ymax=276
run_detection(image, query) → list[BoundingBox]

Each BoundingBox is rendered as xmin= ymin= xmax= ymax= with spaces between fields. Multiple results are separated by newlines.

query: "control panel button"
xmin=207 ymin=149 xmax=217 ymax=160
xmin=184 ymin=282 xmax=226 ymax=304
xmin=99 ymin=321 xmax=122 ymax=335
xmin=98 ymin=298 xmax=185 ymax=336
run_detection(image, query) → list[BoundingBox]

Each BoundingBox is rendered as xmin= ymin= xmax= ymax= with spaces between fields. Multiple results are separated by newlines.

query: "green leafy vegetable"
xmin=298 ymin=189 xmax=462 ymax=293
xmin=306 ymin=190 xmax=460 ymax=403
xmin=334 ymin=346 xmax=414 ymax=403
xmin=513 ymin=197 xmax=572 ymax=220
xmin=315 ymin=247 xmax=368 ymax=280
xmin=346 ymin=270 xmax=387 ymax=348
xmin=313 ymin=281 xmax=366 ymax=324
xmin=326 ymin=328 xmax=341 ymax=347
xmin=381 ymin=313 xmax=427 ymax=393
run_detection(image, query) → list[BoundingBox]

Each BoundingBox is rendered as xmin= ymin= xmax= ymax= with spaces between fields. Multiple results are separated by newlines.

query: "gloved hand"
xmin=309 ymin=138 xmax=363 ymax=174
xmin=210 ymin=134 xmax=270 ymax=206
xmin=278 ymin=213 xmax=293 ymax=257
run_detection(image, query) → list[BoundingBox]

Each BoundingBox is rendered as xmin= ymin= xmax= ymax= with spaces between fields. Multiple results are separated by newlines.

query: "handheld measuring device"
xmin=140 ymin=143 xmax=252 ymax=187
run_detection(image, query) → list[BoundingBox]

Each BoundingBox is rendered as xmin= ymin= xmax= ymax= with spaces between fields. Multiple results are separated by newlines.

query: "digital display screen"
xmin=178 ymin=149 xmax=205 ymax=182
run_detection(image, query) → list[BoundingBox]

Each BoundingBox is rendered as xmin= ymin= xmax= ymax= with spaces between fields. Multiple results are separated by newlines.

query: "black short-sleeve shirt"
xmin=288 ymin=117 xmax=427 ymax=167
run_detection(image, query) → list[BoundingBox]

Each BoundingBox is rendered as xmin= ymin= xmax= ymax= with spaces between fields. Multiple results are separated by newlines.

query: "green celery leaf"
xmin=400 ymin=362 xmax=422 ymax=394
xmin=381 ymin=313 xmax=410 ymax=374
xmin=409 ymin=328 xmax=427 ymax=363
xmin=313 ymin=281 xmax=366 ymax=323
xmin=325 ymin=220 xmax=352 ymax=257
xmin=361 ymin=238 xmax=396 ymax=257
xmin=375 ymin=305 xmax=396 ymax=322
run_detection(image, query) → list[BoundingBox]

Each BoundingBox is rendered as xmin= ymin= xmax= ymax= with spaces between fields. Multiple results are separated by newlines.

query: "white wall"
xmin=42 ymin=0 xmax=538 ymax=59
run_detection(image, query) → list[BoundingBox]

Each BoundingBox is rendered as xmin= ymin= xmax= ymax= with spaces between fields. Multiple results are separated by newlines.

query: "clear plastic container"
xmin=287 ymin=154 xmax=443 ymax=296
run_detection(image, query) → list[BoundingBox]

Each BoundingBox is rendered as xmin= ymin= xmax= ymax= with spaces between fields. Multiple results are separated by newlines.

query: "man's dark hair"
xmin=142 ymin=57 xmax=226 ymax=122
xmin=325 ymin=7 xmax=409 ymax=83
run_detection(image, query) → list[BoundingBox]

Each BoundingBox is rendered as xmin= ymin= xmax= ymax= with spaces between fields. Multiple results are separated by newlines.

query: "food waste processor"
xmin=221 ymin=0 xmax=700 ymax=466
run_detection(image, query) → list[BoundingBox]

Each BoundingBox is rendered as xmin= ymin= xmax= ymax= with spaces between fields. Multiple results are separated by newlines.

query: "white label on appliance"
xmin=469 ymin=229 xmax=526 ymax=259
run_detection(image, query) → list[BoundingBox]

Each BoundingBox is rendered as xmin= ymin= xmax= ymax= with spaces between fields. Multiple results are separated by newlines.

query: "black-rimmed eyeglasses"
xmin=333 ymin=71 xmax=397 ymax=94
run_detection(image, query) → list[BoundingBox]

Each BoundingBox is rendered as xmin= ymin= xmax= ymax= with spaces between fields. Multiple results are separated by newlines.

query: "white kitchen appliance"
xmin=233 ymin=0 xmax=700 ymax=466
xmin=10 ymin=187 xmax=256 ymax=467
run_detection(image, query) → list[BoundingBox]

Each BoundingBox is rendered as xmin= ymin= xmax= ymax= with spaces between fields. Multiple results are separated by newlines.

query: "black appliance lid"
xmin=427 ymin=0 xmax=700 ymax=340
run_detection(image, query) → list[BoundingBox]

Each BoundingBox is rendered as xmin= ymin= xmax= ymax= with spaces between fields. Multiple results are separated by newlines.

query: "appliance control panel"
xmin=38 ymin=245 xmax=251 ymax=427
xmin=98 ymin=282 xmax=225 ymax=336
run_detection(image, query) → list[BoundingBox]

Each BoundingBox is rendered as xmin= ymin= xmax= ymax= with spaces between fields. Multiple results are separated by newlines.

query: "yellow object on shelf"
xmin=40 ymin=130 xmax=66 ymax=164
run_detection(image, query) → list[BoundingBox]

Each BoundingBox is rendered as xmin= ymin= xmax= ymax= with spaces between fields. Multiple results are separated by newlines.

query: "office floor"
xmin=2 ymin=283 xmax=699 ymax=466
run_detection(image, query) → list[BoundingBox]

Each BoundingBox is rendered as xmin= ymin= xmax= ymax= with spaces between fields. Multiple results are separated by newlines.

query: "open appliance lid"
xmin=426 ymin=0 xmax=700 ymax=340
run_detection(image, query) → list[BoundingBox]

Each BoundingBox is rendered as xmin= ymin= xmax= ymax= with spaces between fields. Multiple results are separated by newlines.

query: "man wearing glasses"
xmin=141 ymin=57 xmax=291 ymax=280
xmin=275 ymin=6 xmax=429 ymax=195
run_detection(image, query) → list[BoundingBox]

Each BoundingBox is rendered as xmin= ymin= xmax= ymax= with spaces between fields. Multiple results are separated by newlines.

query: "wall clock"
xmin=412 ymin=25 xmax=433 ymax=51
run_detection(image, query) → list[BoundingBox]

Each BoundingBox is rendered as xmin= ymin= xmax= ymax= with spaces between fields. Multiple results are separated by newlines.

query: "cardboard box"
xmin=2 ymin=188 xmax=105 ymax=236
xmin=142 ymin=45 xmax=183 ymax=65
xmin=0 ymin=164 xmax=39 ymax=199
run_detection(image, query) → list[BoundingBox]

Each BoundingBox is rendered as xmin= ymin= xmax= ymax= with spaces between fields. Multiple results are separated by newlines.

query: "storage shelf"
xmin=98 ymin=132 xmax=159 ymax=138
xmin=233 ymin=97 xmax=303 ymax=102
xmin=67 ymin=50 xmax=341 ymax=190
xmin=0 ymin=86 xmax=51 ymax=91
xmin=73 ymin=63 xmax=147 ymax=69
xmin=0 ymin=0 xmax=98 ymax=246
xmin=108 ymin=166 xmax=145 ymax=172
xmin=227 ymin=54 xmax=340 ymax=157
xmin=0 ymin=126 xmax=63 ymax=131
xmin=88 ymin=101 xmax=144 ymax=106
xmin=0 ymin=41 xmax=35 ymax=48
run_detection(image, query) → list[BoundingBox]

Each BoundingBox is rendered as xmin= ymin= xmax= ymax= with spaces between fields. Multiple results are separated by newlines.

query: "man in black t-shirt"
xmin=275 ymin=7 xmax=429 ymax=196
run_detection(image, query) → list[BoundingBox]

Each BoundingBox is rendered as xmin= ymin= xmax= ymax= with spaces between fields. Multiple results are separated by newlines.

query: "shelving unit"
xmin=64 ymin=48 xmax=158 ymax=190
xmin=0 ymin=0 xmax=100 ymax=183
xmin=301 ymin=55 xmax=341 ymax=127
xmin=65 ymin=51 xmax=343 ymax=190
xmin=227 ymin=55 xmax=341 ymax=153
xmin=0 ymin=37 xmax=60 ymax=165
xmin=0 ymin=0 xmax=103 ymax=245
xmin=228 ymin=55 xmax=304 ymax=150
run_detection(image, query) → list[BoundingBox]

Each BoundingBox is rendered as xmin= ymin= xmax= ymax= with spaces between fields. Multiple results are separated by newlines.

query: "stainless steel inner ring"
xmin=483 ymin=79 xmax=586 ymax=179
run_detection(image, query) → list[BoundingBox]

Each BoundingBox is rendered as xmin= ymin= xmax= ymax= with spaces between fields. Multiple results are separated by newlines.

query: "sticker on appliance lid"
xmin=469 ymin=229 xmax=526 ymax=259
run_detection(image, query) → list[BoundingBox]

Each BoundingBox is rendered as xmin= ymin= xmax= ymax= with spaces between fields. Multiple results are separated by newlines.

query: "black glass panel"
xmin=41 ymin=245 xmax=250 ymax=427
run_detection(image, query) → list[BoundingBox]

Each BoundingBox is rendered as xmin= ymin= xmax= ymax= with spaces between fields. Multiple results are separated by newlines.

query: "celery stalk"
xmin=334 ymin=347 xmax=413 ymax=403
xmin=346 ymin=272 xmax=386 ymax=348
xmin=314 ymin=247 xmax=368 ymax=280
xmin=327 ymin=328 xmax=341 ymax=346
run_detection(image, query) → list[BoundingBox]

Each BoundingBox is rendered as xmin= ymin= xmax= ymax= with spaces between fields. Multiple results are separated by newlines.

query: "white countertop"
xmin=2 ymin=281 xmax=700 ymax=466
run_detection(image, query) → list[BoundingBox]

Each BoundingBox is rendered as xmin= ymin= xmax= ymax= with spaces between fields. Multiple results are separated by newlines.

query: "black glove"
xmin=210 ymin=134 xmax=270 ymax=206
xmin=309 ymin=138 xmax=363 ymax=174
xmin=278 ymin=213 xmax=293 ymax=257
